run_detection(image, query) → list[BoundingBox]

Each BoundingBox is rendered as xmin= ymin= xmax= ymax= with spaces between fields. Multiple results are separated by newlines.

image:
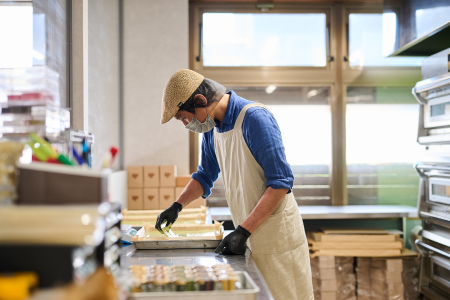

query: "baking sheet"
xmin=134 ymin=239 xmax=221 ymax=250
xmin=130 ymin=271 xmax=259 ymax=300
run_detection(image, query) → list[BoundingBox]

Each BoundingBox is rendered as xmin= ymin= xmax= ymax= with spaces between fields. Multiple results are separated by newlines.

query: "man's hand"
xmin=155 ymin=202 xmax=183 ymax=233
xmin=215 ymin=225 xmax=251 ymax=255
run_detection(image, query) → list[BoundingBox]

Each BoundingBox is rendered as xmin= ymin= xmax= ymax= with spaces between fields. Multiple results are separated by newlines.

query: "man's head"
xmin=161 ymin=69 xmax=226 ymax=125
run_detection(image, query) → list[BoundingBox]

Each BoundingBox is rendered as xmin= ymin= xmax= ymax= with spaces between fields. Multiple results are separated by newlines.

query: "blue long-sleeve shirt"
xmin=191 ymin=91 xmax=294 ymax=198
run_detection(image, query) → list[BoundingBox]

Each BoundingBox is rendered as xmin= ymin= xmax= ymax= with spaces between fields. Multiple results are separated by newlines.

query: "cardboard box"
xmin=144 ymin=166 xmax=159 ymax=187
xmin=370 ymin=268 xmax=402 ymax=283
xmin=127 ymin=166 xmax=143 ymax=188
xmin=311 ymin=264 xmax=336 ymax=280
xmin=143 ymin=188 xmax=159 ymax=210
xmin=128 ymin=188 xmax=143 ymax=210
xmin=310 ymin=256 xmax=335 ymax=269
xmin=315 ymin=291 xmax=337 ymax=300
xmin=176 ymin=176 xmax=191 ymax=187
xmin=356 ymin=282 xmax=371 ymax=291
xmin=185 ymin=197 xmax=206 ymax=209
xmin=371 ymin=280 xmax=404 ymax=298
xmin=312 ymin=278 xmax=337 ymax=291
xmin=371 ymin=259 xmax=403 ymax=272
xmin=357 ymin=257 xmax=372 ymax=268
xmin=160 ymin=165 xmax=177 ymax=187
xmin=159 ymin=188 xmax=175 ymax=208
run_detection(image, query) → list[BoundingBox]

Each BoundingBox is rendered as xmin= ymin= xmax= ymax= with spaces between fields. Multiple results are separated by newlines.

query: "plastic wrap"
xmin=311 ymin=256 xmax=356 ymax=300
xmin=402 ymin=258 xmax=420 ymax=300
xmin=355 ymin=257 xmax=420 ymax=300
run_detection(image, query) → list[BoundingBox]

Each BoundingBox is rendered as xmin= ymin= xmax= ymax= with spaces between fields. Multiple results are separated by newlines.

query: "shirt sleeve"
xmin=242 ymin=108 xmax=294 ymax=193
xmin=191 ymin=131 xmax=221 ymax=198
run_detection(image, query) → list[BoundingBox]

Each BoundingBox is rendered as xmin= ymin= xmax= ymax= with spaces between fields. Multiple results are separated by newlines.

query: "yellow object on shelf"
xmin=0 ymin=272 xmax=38 ymax=300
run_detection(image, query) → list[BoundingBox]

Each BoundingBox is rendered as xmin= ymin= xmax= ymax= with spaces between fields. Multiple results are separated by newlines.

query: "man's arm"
xmin=155 ymin=131 xmax=219 ymax=232
xmin=241 ymin=187 xmax=289 ymax=233
xmin=175 ymin=178 xmax=204 ymax=208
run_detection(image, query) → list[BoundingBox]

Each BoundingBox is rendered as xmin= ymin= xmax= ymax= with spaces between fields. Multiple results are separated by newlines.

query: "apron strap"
xmin=234 ymin=103 xmax=274 ymax=129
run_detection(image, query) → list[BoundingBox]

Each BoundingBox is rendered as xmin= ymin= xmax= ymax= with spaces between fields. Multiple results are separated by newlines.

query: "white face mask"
xmin=185 ymin=108 xmax=216 ymax=133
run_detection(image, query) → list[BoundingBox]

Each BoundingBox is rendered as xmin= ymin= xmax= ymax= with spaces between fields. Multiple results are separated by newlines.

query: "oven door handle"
xmin=420 ymin=211 xmax=450 ymax=226
xmin=416 ymin=240 xmax=450 ymax=259
xmin=412 ymin=86 xmax=427 ymax=105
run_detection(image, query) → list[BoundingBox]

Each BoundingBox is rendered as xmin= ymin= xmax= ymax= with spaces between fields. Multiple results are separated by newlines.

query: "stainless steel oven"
xmin=416 ymin=163 xmax=450 ymax=299
xmin=414 ymin=48 xmax=450 ymax=145
xmin=416 ymin=240 xmax=450 ymax=300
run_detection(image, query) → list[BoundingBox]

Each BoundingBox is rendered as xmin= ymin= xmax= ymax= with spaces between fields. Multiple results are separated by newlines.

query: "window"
xmin=348 ymin=13 xmax=423 ymax=67
xmin=346 ymin=87 xmax=423 ymax=206
xmin=202 ymin=13 xmax=327 ymax=67
xmin=0 ymin=1 xmax=69 ymax=106
xmin=0 ymin=5 xmax=33 ymax=68
xmin=223 ymin=87 xmax=332 ymax=206
xmin=191 ymin=3 xmax=423 ymax=207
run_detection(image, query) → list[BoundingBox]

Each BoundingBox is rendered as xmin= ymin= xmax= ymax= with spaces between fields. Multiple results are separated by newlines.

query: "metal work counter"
xmin=210 ymin=205 xmax=418 ymax=221
xmin=120 ymin=244 xmax=274 ymax=300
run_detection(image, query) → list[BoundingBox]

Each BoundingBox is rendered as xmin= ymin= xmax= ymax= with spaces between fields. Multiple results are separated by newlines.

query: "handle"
xmin=412 ymin=87 xmax=427 ymax=105
xmin=326 ymin=24 xmax=334 ymax=62
xmin=416 ymin=240 xmax=450 ymax=259
xmin=420 ymin=211 xmax=450 ymax=226
xmin=196 ymin=22 xmax=203 ymax=62
xmin=343 ymin=23 xmax=349 ymax=62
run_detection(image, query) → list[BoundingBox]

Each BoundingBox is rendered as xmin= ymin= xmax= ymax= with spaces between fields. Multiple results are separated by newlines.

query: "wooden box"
xmin=127 ymin=188 xmax=143 ymax=210
xmin=127 ymin=166 xmax=143 ymax=188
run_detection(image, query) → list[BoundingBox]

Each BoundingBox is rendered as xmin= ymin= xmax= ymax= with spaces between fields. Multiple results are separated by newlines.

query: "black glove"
xmin=215 ymin=225 xmax=251 ymax=255
xmin=155 ymin=202 xmax=183 ymax=233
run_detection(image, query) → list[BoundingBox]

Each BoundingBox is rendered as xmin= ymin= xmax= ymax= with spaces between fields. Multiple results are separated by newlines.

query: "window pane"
xmin=0 ymin=1 xmax=69 ymax=106
xmin=230 ymin=87 xmax=332 ymax=205
xmin=349 ymin=13 xmax=424 ymax=67
xmin=0 ymin=6 xmax=33 ymax=68
xmin=202 ymin=13 xmax=327 ymax=67
xmin=416 ymin=7 xmax=450 ymax=38
xmin=346 ymin=87 xmax=423 ymax=206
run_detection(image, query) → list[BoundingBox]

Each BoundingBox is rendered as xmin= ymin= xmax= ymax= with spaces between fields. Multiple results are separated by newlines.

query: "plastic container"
xmin=0 ymin=66 xmax=60 ymax=107
xmin=0 ymin=104 xmax=70 ymax=139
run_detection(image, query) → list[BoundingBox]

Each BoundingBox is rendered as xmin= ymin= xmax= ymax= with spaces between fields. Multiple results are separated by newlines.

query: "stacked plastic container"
xmin=310 ymin=256 xmax=356 ymax=300
xmin=0 ymin=66 xmax=70 ymax=139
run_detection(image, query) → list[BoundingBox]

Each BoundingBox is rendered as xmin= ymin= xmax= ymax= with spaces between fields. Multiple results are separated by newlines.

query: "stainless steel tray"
xmin=130 ymin=271 xmax=260 ymax=300
xmin=133 ymin=239 xmax=221 ymax=250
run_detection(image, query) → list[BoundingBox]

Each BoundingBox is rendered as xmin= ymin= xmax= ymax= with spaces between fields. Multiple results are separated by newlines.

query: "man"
xmin=156 ymin=69 xmax=313 ymax=300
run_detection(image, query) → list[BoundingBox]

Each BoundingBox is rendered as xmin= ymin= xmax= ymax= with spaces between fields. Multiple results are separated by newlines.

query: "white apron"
xmin=213 ymin=103 xmax=314 ymax=300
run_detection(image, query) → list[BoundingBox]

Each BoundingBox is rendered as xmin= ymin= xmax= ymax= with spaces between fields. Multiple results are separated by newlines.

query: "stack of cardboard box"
xmin=356 ymin=257 xmax=420 ymax=300
xmin=127 ymin=165 xmax=205 ymax=210
xmin=355 ymin=258 xmax=372 ymax=300
xmin=356 ymin=258 xmax=404 ymax=300
xmin=402 ymin=259 xmax=420 ymax=300
xmin=310 ymin=256 xmax=356 ymax=300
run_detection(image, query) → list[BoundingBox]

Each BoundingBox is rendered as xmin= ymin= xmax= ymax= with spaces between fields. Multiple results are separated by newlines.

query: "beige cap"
xmin=161 ymin=69 xmax=204 ymax=124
